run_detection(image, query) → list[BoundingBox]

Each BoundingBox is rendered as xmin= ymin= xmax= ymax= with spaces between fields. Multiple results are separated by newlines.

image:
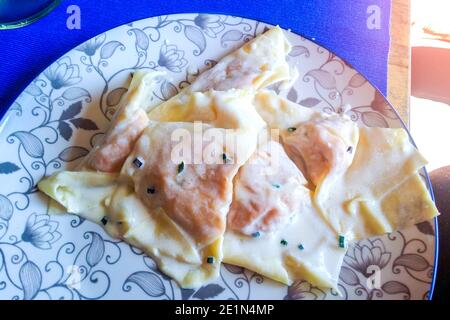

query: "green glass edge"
xmin=0 ymin=0 xmax=62 ymax=30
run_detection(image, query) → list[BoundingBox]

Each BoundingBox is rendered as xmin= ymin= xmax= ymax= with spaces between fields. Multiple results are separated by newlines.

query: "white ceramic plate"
xmin=0 ymin=13 xmax=438 ymax=300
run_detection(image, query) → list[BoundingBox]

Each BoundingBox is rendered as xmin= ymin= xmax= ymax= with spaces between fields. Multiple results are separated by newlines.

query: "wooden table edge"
xmin=388 ymin=0 xmax=411 ymax=127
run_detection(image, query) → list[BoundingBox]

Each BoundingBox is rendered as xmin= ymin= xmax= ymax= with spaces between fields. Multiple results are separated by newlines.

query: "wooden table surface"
xmin=388 ymin=0 xmax=411 ymax=126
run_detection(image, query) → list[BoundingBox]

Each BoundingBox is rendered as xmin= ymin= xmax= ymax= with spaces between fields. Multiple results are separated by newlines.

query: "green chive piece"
xmin=177 ymin=161 xmax=184 ymax=174
xmin=222 ymin=153 xmax=228 ymax=163
xmin=272 ymin=183 xmax=281 ymax=189
xmin=338 ymin=235 xmax=346 ymax=248
xmin=287 ymin=127 xmax=297 ymax=132
xmin=280 ymin=239 xmax=288 ymax=246
xmin=101 ymin=216 xmax=108 ymax=226
xmin=206 ymin=256 xmax=214 ymax=264
xmin=251 ymin=231 xmax=261 ymax=238
xmin=298 ymin=244 xmax=304 ymax=250
xmin=133 ymin=157 xmax=144 ymax=168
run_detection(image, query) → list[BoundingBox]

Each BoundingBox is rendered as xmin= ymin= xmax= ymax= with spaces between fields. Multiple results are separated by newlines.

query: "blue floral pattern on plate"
xmin=0 ymin=14 xmax=437 ymax=300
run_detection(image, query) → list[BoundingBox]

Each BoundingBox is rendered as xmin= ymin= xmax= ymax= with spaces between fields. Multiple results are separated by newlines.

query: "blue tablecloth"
xmin=0 ymin=0 xmax=391 ymax=120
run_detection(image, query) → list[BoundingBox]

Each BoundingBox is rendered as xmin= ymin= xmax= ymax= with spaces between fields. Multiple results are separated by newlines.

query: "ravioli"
xmin=254 ymin=90 xmax=319 ymax=129
xmin=227 ymin=140 xmax=307 ymax=235
xmin=121 ymin=121 xmax=257 ymax=246
xmin=188 ymin=26 xmax=291 ymax=92
xmin=148 ymin=89 xmax=266 ymax=133
xmin=46 ymin=71 xmax=164 ymax=214
xmin=224 ymin=200 xmax=347 ymax=289
xmin=317 ymin=127 xmax=436 ymax=240
xmin=81 ymin=71 xmax=164 ymax=172
xmin=253 ymin=90 xmax=439 ymax=241
xmin=223 ymin=138 xmax=348 ymax=289
xmin=379 ymin=173 xmax=438 ymax=230
xmin=282 ymin=114 xmax=359 ymax=189
xmin=38 ymin=171 xmax=118 ymax=222
xmin=146 ymin=25 xmax=292 ymax=115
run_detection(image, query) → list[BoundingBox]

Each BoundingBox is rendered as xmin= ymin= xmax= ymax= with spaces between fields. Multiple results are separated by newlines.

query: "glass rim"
xmin=0 ymin=0 xmax=62 ymax=30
